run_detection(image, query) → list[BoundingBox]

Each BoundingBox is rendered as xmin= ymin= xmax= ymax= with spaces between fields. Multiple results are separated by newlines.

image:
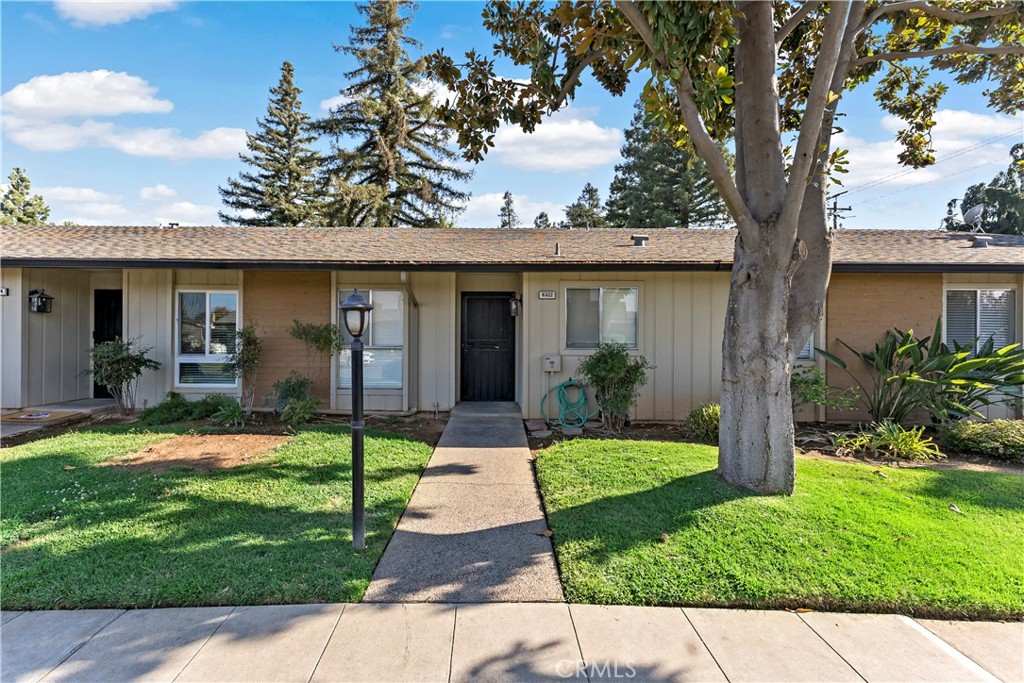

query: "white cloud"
xmin=1 ymin=70 xmax=173 ymax=119
xmin=319 ymin=94 xmax=350 ymax=111
xmin=54 ymin=1 xmax=178 ymax=26
xmin=491 ymin=107 xmax=622 ymax=172
xmin=154 ymin=201 xmax=220 ymax=226
xmin=38 ymin=186 xmax=119 ymax=202
xmin=459 ymin=192 xmax=565 ymax=228
xmin=837 ymin=109 xmax=1020 ymax=191
xmin=411 ymin=80 xmax=457 ymax=107
xmin=139 ymin=183 xmax=178 ymax=200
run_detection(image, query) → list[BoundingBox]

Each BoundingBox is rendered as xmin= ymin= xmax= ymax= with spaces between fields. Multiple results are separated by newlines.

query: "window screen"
xmin=946 ymin=289 xmax=1017 ymax=352
xmin=340 ymin=290 xmax=405 ymax=389
xmin=566 ymin=287 xmax=638 ymax=349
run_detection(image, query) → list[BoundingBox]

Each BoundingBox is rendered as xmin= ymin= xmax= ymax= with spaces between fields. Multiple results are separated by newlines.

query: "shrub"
xmin=281 ymin=396 xmax=321 ymax=426
xmin=138 ymin=392 xmax=239 ymax=426
xmin=84 ymin=338 xmax=161 ymax=417
xmin=835 ymin=421 xmax=944 ymax=461
xmin=820 ymin=317 xmax=1024 ymax=424
xmin=790 ymin=366 xmax=858 ymax=414
xmin=941 ymin=420 xmax=1024 ymax=463
xmin=227 ymin=323 xmax=263 ymax=415
xmin=211 ymin=398 xmax=246 ymax=428
xmin=684 ymin=402 xmax=720 ymax=444
xmin=576 ymin=342 xmax=653 ymax=431
xmin=273 ymin=372 xmax=314 ymax=413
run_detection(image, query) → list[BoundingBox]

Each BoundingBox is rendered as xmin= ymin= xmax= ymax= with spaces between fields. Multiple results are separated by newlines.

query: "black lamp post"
xmin=340 ymin=288 xmax=374 ymax=550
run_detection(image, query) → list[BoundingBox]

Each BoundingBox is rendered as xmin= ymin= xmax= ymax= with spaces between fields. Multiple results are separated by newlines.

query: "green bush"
xmin=273 ymin=372 xmax=314 ymax=413
xmin=820 ymin=317 xmax=1024 ymax=424
xmin=138 ymin=392 xmax=238 ymax=426
xmin=684 ymin=403 xmax=720 ymax=444
xmin=835 ymin=421 xmax=944 ymax=461
xmin=791 ymin=366 xmax=858 ymax=413
xmin=84 ymin=338 xmax=161 ymax=417
xmin=281 ymin=396 xmax=321 ymax=426
xmin=941 ymin=420 xmax=1024 ymax=463
xmin=576 ymin=342 xmax=653 ymax=431
xmin=211 ymin=398 xmax=246 ymax=428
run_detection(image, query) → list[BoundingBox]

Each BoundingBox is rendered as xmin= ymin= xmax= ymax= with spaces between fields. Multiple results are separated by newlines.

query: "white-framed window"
xmin=175 ymin=290 xmax=239 ymax=387
xmin=796 ymin=335 xmax=814 ymax=361
xmin=339 ymin=290 xmax=405 ymax=390
xmin=565 ymin=287 xmax=639 ymax=349
xmin=944 ymin=287 xmax=1018 ymax=352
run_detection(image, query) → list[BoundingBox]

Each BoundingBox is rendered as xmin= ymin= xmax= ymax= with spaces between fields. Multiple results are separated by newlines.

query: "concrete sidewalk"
xmin=2 ymin=604 xmax=1020 ymax=682
xmin=362 ymin=402 xmax=563 ymax=603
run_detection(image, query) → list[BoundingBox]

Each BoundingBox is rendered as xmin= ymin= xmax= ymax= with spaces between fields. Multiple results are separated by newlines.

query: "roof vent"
xmin=970 ymin=235 xmax=992 ymax=248
xmin=164 ymin=222 xmax=179 ymax=229
xmin=554 ymin=241 xmax=562 ymax=257
xmin=631 ymin=233 xmax=649 ymax=247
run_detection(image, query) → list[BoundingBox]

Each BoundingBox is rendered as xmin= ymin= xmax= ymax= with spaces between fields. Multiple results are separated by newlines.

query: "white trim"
xmin=561 ymin=282 xmax=642 ymax=353
xmin=173 ymin=287 xmax=240 ymax=389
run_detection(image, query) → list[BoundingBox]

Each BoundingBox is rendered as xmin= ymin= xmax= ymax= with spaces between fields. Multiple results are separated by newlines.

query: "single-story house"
xmin=2 ymin=225 xmax=1021 ymax=422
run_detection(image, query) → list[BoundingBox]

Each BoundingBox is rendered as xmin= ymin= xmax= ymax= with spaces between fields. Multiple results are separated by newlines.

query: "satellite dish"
xmin=962 ymin=204 xmax=986 ymax=232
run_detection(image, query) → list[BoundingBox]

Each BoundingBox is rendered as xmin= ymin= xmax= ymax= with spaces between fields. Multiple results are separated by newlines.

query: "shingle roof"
xmin=2 ymin=225 xmax=1022 ymax=272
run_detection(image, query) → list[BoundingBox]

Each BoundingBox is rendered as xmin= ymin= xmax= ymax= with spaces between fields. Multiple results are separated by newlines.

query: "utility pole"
xmin=827 ymin=190 xmax=853 ymax=230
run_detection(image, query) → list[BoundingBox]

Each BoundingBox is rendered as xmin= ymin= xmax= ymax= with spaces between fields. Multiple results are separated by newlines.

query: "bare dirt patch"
xmin=108 ymin=433 xmax=292 ymax=472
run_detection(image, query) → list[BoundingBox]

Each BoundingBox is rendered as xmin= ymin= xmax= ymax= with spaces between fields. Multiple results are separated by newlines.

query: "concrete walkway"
xmin=2 ymin=604 xmax=1020 ymax=682
xmin=363 ymin=402 xmax=563 ymax=603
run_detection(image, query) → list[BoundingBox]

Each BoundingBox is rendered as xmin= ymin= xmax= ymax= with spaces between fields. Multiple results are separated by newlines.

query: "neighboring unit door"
xmin=93 ymin=289 xmax=123 ymax=399
xmin=461 ymin=292 xmax=516 ymax=402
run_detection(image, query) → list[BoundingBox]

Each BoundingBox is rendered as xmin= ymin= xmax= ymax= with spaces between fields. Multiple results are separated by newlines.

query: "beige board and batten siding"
xmin=16 ymin=268 xmax=93 ymax=406
xmin=1 ymin=267 xmax=26 ymax=408
xmin=521 ymin=270 xmax=730 ymax=422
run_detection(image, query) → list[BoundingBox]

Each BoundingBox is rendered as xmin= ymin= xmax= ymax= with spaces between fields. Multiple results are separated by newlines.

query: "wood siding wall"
xmin=521 ymin=270 xmax=730 ymax=421
xmin=1 ymin=268 xmax=25 ymax=408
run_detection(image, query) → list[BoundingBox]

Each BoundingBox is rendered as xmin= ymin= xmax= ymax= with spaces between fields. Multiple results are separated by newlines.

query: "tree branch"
xmin=852 ymin=44 xmax=1024 ymax=67
xmin=776 ymin=1 xmax=819 ymax=47
xmin=779 ymin=2 xmax=852 ymax=232
xmin=544 ymin=50 xmax=602 ymax=110
xmin=857 ymin=1 xmax=1020 ymax=36
xmin=615 ymin=0 xmax=757 ymax=240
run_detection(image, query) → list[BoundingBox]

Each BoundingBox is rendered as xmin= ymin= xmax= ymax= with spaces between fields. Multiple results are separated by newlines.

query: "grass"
xmin=1 ymin=425 xmax=432 ymax=609
xmin=536 ymin=439 xmax=1024 ymax=619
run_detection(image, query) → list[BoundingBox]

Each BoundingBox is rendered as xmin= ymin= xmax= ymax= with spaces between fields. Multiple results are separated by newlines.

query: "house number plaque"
xmin=538 ymin=290 xmax=556 ymax=300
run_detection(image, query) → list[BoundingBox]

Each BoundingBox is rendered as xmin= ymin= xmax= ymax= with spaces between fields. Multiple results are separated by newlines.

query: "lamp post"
xmin=340 ymin=289 xmax=374 ymax=550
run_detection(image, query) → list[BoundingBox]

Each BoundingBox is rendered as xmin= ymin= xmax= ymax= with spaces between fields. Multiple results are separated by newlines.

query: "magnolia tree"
xmin=428 ymin=1 xmax=1023 ymax=493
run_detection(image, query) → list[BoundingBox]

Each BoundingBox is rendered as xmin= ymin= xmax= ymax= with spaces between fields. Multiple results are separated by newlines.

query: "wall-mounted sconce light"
xmin=509 ymin=296 xmax=523 ymax=317
xmin=28 ymin=289 xmax=54 ymax=313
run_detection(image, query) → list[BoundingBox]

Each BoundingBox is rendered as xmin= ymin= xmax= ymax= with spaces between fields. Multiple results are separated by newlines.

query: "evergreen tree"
xmin=565 ymin=182 xmax=608 ymax=228
xmin=942 ymin=143 xmax=1023 ymax=235
xmin=318 ymin=0 xmax=470 ymax=227
xmin=219 ymin=62 xmax=321 ymax=227
xmin=1 ymin=168 xmax=50 ymax=226
xmin=605 ymin=100 xmax=730 ymax=229
xmin=533 ymin=211 xmax=552 ymax=228
xmin=498 ymin=191 xmax=519 ymax=228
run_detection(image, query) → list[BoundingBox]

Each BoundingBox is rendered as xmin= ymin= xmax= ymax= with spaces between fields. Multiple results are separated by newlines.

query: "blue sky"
xmin=2 ymin=1 xmax=1021 ymax=229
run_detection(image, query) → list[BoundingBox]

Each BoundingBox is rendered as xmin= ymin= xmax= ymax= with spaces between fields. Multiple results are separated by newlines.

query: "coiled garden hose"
xmin=540 ymin=378 xmax=599 ymax=429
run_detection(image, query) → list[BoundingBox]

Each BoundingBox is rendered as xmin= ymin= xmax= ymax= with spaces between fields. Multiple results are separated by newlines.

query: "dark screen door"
xmin=93 ymin=289 xmax=123 ymax=398
xmin=461 ymin=292 xmax=516 ymax=402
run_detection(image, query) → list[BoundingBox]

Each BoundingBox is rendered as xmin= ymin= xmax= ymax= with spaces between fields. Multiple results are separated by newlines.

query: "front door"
xmin=93 ymin=289 xmax=123 ymax=398
xmin=461 ymin=292 xmax=516 ymax=402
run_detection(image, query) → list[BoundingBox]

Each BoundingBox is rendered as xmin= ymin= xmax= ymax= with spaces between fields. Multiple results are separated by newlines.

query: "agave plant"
xmin=819 ymin=317 xmax=1024 ymax=425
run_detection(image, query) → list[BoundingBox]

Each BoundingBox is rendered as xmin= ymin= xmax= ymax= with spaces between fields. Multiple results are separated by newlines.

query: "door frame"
xmin=459 ymin=291 xmax=517 ymax=402
xmin=91 ymin=287 xmax=124 ymax=399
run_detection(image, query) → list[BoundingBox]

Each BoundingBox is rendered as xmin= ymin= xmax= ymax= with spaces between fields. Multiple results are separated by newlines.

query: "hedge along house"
xmin=2 ymin=225 xmax=1022 ymax=423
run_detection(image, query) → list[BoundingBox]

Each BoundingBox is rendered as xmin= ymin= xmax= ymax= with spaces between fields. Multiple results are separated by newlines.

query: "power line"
xmin=860 ymin=158 xmax=1006 ymax=205
xmin=841 ymin=128 xmax=1021 ymax=197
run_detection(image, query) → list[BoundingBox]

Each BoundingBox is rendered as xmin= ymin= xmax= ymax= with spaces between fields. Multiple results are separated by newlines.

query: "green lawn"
xmin=536 ymin=439 xmax=1024 ymax=619
xmin=1 ymin=426 xmax=432 ymax=609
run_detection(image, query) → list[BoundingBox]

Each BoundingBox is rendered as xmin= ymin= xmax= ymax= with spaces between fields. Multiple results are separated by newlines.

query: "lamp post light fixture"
xmin=28 ymin=289 xmax=54 ymax=313
xmin=340 ymin=288 xmax=374 ymax=550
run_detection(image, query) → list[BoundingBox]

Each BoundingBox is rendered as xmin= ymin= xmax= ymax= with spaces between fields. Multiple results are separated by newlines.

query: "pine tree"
xmin=498 ymin=191 xmax=519 ymax=228
xmin=605 ymin=100 xmax=730 ymax=229
xmin=565 ymin=183 xmax=608 ymax=228
xmin=1 ymin=168 xmax=50 ymax=226
xmin=219 ymin=62 xmax=321 ymax=227
xmin=533 ymin=211 xmax=552 ymax=228
xmin=318 ymin=0 xmax=470 ymax=227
